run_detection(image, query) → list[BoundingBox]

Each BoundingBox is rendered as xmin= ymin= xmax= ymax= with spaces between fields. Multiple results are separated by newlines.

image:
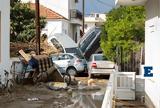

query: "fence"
xmin=115 ymin=46 xmax=144 ymax=74
xmin=101 ymin=73 xmax=115 ymax=108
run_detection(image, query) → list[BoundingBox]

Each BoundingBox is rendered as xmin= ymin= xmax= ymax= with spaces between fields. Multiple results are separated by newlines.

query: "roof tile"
xmin=29 ymin=3 xmax=66 ymax=19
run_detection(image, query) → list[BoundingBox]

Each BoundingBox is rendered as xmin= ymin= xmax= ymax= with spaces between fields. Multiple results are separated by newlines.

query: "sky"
xmin=78 ymin=0 xmax=115 ymax=15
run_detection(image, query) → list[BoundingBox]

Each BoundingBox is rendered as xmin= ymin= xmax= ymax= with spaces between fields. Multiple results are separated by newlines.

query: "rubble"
xmin=10 ymin=35 xmax=62 ymax=57
xmin=46 ymin=82 xmax=68 ymax=91
xmin=27 ymin=97 xmax=39 ymax=101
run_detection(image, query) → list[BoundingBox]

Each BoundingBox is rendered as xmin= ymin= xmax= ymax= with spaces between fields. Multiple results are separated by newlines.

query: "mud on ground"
xmin=0 ymin=76 xmax=108 ymax=108
xmin=0 ymin=84 xmax=73 ymax=108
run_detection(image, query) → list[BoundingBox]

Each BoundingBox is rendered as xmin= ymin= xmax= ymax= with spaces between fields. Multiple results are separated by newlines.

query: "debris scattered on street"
xmin=46 ymin=82 xmax=68 ymax=91
xmin=88 ymin=79 xmax=96 ymax=86
xmin=27 ymin=97 xmax=39 ymax=101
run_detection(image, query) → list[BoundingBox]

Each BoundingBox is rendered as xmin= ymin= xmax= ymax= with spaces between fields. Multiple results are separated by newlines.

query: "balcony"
xmin=70 ymin=9 xmax=82 ymax=20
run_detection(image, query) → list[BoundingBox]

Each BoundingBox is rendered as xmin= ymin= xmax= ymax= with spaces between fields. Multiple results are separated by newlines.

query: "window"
xmin=50 ymin=38 xmax=64 ymax=53
xmin=58 ymin=54 xmax=69 ymax=60
xmin=94 ymin=54 xmax=108 ymax=61
xmin=96 ymin=14 xmax=99 ymax=18
xmin=65 ymin=47 xmax=84 ymax=59
xmin=68 ymin=55 xmax=74 ymax=59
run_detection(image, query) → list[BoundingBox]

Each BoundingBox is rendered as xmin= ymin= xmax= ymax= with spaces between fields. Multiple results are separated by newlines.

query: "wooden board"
xmin=19 ymin=49 xmax=30 ymax=62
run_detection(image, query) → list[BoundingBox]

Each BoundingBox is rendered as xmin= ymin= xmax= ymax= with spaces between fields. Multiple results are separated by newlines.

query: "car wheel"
xmin=89 ymin=73 xmax=94 ymax=78
xmin=67 ymin=68 xmax=77 ymax=76
xmin=63 ymin=73 xmax=71 ymax=86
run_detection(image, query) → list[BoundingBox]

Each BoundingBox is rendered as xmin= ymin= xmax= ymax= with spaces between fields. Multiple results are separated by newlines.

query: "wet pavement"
xmin=0 ymin=76 xmax=109 ymax=108
xmin=115 ymin=100 xmax=146 ymax=108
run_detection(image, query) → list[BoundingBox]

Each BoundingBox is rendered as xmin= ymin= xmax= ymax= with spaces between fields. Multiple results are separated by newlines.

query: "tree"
xmin=10 ymin=0 xmax=46 ymax=42
xmin=101 ymin=6 xmax=145 ymax=62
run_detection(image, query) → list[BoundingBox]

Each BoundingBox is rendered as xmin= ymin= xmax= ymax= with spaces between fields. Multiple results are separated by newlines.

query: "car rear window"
xmin=94 ymin=55 xmax=107 ymax=61
xmin=65 ymin=47 xmax=84 ymax=59
xmin=50 ymin=38 xmax=64 ymax=53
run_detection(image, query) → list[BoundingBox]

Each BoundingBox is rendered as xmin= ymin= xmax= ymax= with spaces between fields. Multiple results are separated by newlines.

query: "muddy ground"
xmin=0 ymin=77 xmax=108 ymax=108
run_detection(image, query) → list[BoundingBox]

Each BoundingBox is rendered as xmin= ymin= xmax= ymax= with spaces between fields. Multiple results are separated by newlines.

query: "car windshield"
xmin=65 ymin=47 xmax=84 ymax=59
xmin=94 ymin=54 xmax=107 ymax=61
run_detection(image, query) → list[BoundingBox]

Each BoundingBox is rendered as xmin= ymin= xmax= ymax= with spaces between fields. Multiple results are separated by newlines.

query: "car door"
xmin=54 ymin=54 xmax=70 ymax=73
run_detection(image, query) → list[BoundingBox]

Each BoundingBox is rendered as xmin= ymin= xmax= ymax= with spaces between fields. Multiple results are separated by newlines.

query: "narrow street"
xmin=0 ymin=76 xmax=109 ymax=108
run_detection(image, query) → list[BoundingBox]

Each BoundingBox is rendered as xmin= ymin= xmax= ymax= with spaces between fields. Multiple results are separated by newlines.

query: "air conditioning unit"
xmin=71 ymin=10 xmax=77 ymax=18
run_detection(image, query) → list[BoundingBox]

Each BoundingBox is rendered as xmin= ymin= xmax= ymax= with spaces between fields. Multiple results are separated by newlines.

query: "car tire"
xmin=63 ymin=73 xmax=71 ymax=86
xmin=89 ymin=73 xmax=94 ymax=78
xmin=67 ymin=67 xmax=77 ymax=76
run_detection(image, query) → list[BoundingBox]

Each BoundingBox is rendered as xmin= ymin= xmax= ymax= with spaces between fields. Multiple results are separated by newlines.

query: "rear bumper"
xmin=90 ymin=69 xmax=115 ymax=75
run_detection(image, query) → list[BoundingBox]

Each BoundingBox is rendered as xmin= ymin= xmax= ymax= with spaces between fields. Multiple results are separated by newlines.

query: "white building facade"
xmin=22 ymin=0 xmax=82 ymax=43
xmin=84 ymin=13 xmax=106 ymax=33
xmin=0 ymin=0 xmax=10 ymax=84
xmin=115 ymin=0 xmax=160 ymax=108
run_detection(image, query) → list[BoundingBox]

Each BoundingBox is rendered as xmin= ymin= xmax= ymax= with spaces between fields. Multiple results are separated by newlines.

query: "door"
xmin=115 ymin=72 xmax=135 ymax=100
xmin=54 ymin=54 xmax=71 ymax=73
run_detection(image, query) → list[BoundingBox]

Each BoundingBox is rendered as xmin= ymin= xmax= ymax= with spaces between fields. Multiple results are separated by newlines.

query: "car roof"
xmin=48 ymin=33 xmax=78 ymax=48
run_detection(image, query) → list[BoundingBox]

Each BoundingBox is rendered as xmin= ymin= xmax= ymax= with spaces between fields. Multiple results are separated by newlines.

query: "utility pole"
xmin=82 ymin=0 xmax=85 ymax=34
xmin=35 ymin=0 xmax=40 ymax=55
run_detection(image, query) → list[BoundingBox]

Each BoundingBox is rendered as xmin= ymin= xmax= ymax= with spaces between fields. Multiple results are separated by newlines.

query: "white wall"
xmin=76 ymin=25 xmax=81 ymax=42
xmin=69 ymin=0 xmax=77 ymax=9
xmin=69 ymin=24 xmax=81 ymax=43
xmin=69 ymin=24 xmax=74 ymax=40
xmin=0 ymin=0 xmax=10 ymax=84
xmin=144 ymin=0 xmax=160 ymax=107
xmin=84 ymin=13 xmax=106 ymax=33
xmin=62 ymin=20 xmax=70 ymax=36
xmin=41 ymin=20 xmax=70 ymax=38
xmin=84 ymin=22 xmax=96 ymax=33
xmin=145 ymin=78 xmax=160 ymax=108
xmin=42 ymin=20 xmax=62 ymax=38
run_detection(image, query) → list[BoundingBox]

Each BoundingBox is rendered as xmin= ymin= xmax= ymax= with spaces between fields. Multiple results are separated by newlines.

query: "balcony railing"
xmin=70 ymin=9 xmax=82 ymax=20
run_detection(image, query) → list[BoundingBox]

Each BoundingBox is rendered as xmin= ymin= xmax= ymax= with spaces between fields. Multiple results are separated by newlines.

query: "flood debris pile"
xmin=12 ymin=49 xmax=71 ymax=87
xmin=10 ymin=35 xmax=63 ymax=57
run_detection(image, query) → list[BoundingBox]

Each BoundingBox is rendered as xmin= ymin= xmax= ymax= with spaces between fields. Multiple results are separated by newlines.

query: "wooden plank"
xmin=18 ymin=49 xmax=30 ymax=62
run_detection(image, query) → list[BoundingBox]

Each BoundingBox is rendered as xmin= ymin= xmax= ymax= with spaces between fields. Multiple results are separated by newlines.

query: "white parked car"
xmin=88 ymin=54 xmax=115 ymax=78
xmin=51 ymin=53 xmax=87 ymax=76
